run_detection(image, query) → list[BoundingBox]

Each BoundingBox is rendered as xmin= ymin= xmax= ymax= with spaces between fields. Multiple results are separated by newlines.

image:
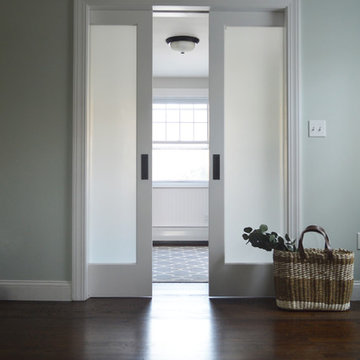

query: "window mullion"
xmin=152 ymin=101 xmax=209 ymax=182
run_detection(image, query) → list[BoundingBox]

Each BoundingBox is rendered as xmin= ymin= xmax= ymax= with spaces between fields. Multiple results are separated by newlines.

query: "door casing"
xmin=72 ymin=0 xmax=300 ymax=300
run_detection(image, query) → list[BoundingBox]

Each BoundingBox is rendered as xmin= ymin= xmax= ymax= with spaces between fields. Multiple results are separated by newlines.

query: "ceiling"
xmin=153 ymin=13 xmax=209 ymax=78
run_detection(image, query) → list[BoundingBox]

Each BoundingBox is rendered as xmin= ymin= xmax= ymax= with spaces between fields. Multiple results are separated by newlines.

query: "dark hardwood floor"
xmin=0 ymin=284 xmax=359 ymax=360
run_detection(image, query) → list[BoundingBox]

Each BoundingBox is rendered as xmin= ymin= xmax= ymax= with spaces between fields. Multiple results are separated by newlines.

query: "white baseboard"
xmin=152 ymin=226 xmax=208 ymax=241
xmin=0 ymin=279 xmax=357 ymax=302
xmin=0 ymin=280 xmax=72 ymax=301
xmin=351 ymin=281 xmax=360 ymax=301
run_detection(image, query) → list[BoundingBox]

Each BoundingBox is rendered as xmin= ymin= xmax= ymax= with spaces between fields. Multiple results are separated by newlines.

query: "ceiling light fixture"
xmin=166 ymin=35 xmax=200 ymax=54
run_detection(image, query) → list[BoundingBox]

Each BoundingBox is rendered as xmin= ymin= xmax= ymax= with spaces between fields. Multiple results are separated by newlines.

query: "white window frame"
xmin=152 ymin=98 xmax=210 ymax=187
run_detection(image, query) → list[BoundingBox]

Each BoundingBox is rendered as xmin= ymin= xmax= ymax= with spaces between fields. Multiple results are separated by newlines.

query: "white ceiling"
xmin=153 ymin=13 xmax=209 ymax=78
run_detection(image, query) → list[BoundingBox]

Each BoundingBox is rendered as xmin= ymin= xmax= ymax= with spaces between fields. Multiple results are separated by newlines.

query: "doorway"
xmin=72 ymin=0 xmax=300 ymax=301
xmin=151 ymin=11 xmax=210 ymax=286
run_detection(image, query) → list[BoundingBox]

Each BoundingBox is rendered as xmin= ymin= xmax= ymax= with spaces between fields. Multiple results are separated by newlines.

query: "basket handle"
xmin=298 ymin=225 xmax=333 ymax=259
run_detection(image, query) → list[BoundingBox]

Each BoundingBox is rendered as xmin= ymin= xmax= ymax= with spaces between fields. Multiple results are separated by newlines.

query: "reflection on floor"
xmin=153 ymin=283 xmax=208 ymax=296
xmin=3 ymin=295 xmax=360 ymax=359
xmin=152 ymin=246 xmax=208 ymax=283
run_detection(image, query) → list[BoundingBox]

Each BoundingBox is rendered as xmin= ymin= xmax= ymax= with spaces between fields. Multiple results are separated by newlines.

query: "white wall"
xmin=153 ymin=187 xmax=208 ymax=227
xmin=153 ymin=77 xmax=208 ymax=100
xmin=152 ymin=187 xmax=208 ymax=241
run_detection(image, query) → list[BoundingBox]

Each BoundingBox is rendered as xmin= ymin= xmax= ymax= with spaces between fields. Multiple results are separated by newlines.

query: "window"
xmin=152 ymin=101 xmax=209 ymax=183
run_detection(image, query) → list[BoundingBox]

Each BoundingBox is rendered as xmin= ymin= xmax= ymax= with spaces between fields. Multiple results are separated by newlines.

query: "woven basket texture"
xmin=273 ymin=248 xmax=354 ymax=311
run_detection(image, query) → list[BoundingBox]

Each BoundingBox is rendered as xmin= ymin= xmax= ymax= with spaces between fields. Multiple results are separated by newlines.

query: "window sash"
xmin=152 ymin=101 xmax=209 ymax=143
xmin=152 ymin=100 xmax=209 ymax=183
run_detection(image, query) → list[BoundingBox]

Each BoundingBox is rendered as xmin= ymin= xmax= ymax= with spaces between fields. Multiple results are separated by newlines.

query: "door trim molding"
xmin=72 ymin=0 xmax=300 ymax=300
xmin=286 ymin=0 xmax=300 ymax=239
xmin=73 ymin=0 xmax=89 ymax=301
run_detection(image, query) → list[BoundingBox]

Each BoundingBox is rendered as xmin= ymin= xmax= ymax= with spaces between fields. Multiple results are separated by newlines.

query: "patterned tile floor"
xmin=152 ymin=246 xmax=208 ymax=283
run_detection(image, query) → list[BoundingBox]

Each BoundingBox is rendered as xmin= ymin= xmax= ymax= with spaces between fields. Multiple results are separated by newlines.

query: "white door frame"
xmin=72 ymin=0 xmax=300 ymax=300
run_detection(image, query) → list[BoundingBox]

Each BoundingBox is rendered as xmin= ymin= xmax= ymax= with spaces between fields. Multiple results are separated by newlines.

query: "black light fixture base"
xmin=166 ymin=35 xmax=200 ymax=45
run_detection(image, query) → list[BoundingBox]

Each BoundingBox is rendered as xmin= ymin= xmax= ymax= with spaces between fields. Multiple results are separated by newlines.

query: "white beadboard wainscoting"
xmin=152 ymin=186 xmax=208 ymax=242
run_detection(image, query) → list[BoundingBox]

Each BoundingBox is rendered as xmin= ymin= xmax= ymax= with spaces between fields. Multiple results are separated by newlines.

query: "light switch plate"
xmin=309 ymin=120 xmax=326 ymax=137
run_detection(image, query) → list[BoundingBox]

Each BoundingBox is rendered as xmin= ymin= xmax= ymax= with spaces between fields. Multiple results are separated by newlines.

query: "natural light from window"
xmin=152 ymin=102 xmax=209 ymax=183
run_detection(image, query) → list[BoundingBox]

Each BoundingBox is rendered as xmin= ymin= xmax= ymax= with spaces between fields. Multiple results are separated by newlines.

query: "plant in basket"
xmin=242 ymin=224 xmax=354 ymax=311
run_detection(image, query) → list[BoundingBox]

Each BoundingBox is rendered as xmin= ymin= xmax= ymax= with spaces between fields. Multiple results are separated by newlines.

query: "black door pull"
xmin=213 ymin=154 xmax=220 ymax=180
xmin=141 ymin=154 xmax=149 ymax=180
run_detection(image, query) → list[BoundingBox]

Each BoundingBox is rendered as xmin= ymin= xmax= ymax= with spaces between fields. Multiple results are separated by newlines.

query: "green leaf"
xmin=285 ymin=243 xmax=296 ymax=252
xmin=242 ymin=224 xmax=297 ymax=252
xmin=259 ymin=224 xmax=268 ymax=233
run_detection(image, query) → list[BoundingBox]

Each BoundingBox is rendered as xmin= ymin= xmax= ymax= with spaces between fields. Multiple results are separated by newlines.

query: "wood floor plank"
xmin=0 ymin=294 xmax=359 ymax=360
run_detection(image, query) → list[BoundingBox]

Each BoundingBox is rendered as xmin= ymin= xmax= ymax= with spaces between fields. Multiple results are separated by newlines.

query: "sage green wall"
xmin=0 ymin=0 xmax=359 ymax=282
xmin=301 ymin=0 xmax=360 ymax=278
xmin=0 ymin=0 xmax=73 ymax=280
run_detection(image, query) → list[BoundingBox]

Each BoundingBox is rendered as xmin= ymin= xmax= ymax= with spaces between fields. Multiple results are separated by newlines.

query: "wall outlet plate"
xmin=309 ymin=120 xmax=326 ymax=137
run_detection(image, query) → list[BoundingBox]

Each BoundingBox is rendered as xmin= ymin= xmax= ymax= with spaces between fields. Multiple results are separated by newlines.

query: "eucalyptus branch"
xmin=242 ymin=224 xmax=296 ymax=252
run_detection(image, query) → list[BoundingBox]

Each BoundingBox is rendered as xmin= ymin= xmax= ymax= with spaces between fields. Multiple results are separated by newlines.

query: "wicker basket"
xmin=273 ymin=225 xmax=354 ymax=311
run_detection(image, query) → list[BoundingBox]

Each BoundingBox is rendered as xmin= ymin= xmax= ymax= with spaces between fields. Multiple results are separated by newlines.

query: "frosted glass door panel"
xmin=224 ymin=27 xmax=285 ymax=263
xmin=89 ymin=25 xmax=136 ymax=264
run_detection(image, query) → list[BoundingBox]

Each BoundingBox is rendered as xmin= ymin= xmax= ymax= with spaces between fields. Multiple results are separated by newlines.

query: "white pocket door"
xmin=209 ymin=11 xmax=287 ymax=296
xmin=88 ymin=10 xmax=152 ymax=297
